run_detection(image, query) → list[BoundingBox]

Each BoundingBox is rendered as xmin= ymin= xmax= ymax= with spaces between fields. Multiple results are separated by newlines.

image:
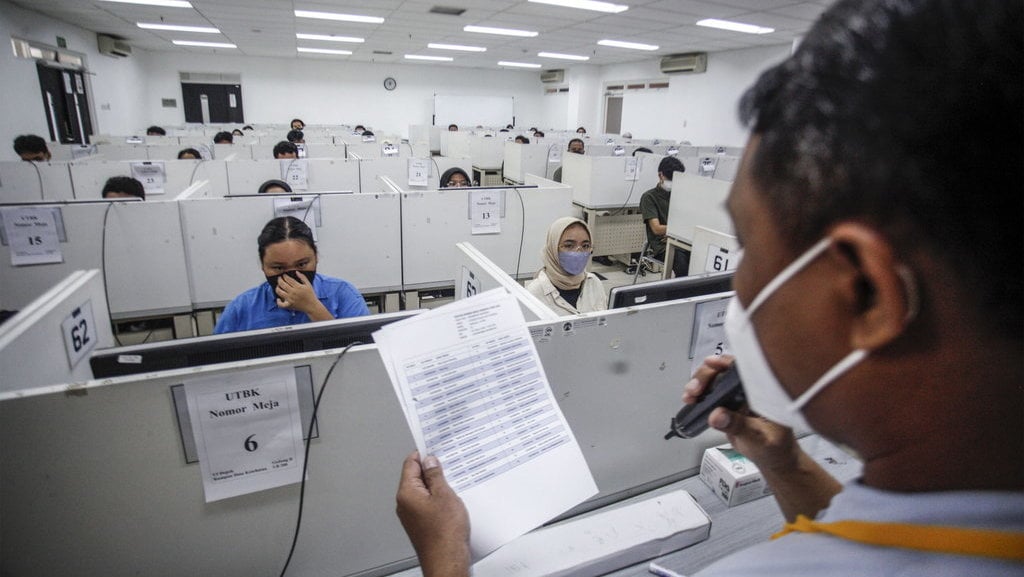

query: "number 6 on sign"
xmin=61 ymin=300 xmax=97 ymax=369
xmin=705 ymin=244 xmax=737 ymax=273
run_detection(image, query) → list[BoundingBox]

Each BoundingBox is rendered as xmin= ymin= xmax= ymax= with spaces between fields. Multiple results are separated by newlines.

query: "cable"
xmin=30 ymin=161 xmax=44 ymax=201
xmin=278 ymin=342 xmax=359 ymax=577
xmin=429 ymin=156 xmax=442 ymax=188
xmin=188 ymin=158 xmax=206 ymax=186
xmin=513 ymin=187 xmax=526 ymax=282
xmin=609 ymin=154 xmax=646 ymax=216
xmin=98 ymin=201 xmax=123 ymax=346
xmin=544 ymin=143 xmax=558 ymax=179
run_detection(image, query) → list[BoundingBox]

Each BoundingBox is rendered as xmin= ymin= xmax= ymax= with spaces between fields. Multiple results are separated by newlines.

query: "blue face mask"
xmin=558 ymin=251 xmax=590 ymax=276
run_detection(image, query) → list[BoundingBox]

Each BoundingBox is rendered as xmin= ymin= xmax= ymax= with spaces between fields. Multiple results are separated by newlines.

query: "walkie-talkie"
xmin=664 ymin=365 xmax=745 ymax=440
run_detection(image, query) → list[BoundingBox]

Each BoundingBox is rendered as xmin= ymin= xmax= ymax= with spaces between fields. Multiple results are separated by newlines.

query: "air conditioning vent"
xmin=660 ymin=52 xmax=706 ymax=74
xmin=540 ymin=69 xmax=565 ymax=83
xmin=98 ymin=34 xmax=132 ymax=58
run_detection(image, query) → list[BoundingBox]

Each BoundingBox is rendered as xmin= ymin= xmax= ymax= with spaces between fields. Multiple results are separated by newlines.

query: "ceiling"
xmin=11 ymin=0 xmax=836 ymax=70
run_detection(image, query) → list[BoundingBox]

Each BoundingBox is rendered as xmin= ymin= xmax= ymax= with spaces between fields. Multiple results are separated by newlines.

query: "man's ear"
xmin=828 ymin=222 xmax=916 ymax=350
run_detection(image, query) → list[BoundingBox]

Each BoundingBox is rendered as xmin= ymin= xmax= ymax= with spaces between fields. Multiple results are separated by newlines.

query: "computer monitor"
xmin=608 ymin=270 xmax=734 ymax=309
xmin=89 ymin=310 xmax=419 ymax=378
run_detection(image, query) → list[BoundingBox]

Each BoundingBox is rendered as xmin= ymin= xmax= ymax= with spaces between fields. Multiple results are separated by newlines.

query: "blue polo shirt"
xmin=214 ymin=274 xmax=370 ymax=334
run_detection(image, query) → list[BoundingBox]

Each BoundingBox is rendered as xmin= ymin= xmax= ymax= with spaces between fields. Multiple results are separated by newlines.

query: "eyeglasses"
xmin=560 ymin=241 xmax=593 ymax=252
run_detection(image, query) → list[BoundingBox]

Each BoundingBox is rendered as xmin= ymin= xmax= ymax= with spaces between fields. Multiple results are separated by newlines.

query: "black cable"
xmin=403 ymin=141 xmax=415 ymax=157
xmin=278 ymin=341 xmax=359 ymax=577
xmin=30 ymin=161 xmax=44 ymax=201
xmin=513 ymin=187 xmax=526 ymax=282
xmin=429 ymin=157 xmax=442 ymax=187
xmin=188 ymin=158 xmax=206 ymax=186
xmin=609 ymin=154 xmax=646 ymax=216
xmin=98 ymin=201 xmax=123 ymax=346
xmin=544 ymin=143 xmax=558 ymax=179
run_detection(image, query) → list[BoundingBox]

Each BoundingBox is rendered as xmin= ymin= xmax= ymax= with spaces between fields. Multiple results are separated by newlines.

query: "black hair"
xmin=354 ymin=125 xmax=366 ymax=132
xmin=515 ymin=136 xmax=530 ymax=144
xmin=258 ymin=216 xmax=316 ymax=260
xmin=576 ymin=126 xmax=587 ymax=133
xmin=13 ymin=134 xmax=49 ymax=156
xmin=568 ymin=138 xmax=585 ymax=151
xmin=232 ymin=129 xmax=244 ymax=136
xmin=657 ymin=156 xmax=685 ymax=180
xmin=213 ymin=131 xmax=233 ymax=144
xmin=258 ymin=179 xmax=293 ymax=194
xmin=286 ymin=130 xmax=304 ymax=143
xmin=273 ymin=141 xmax=298 ymax=158
xmin=361 ymin=130 xmax=375 ymax=137
xmin=102 ymin=176 xmax=145 ymax=200
xmin=291 ymin=118 xmax=304 ymax=127
xmin=448 ymin=124 xmax=459 ymax=131
xmin=499 ymin=128 xmax=510 ymax=132
xmin=534 ymin=131 xmax=545 ymax=138
xmin=633 ymin=147 xmax=653 ymax=156
xmin=440 ymin=167 xmax=471 ymax=188
xmin=146 ymin=126 xmax=166 ymax=136
xmin=177 ymin=148 xmax=202 ymax=160
xmin=739 ymin=0 xmax=1022 ymax=338
xmin=243 ymin=125 xmax=254 ymax=130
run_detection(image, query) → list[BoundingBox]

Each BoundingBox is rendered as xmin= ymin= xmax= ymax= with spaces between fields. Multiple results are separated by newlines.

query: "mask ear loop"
xmin=896 ymin=265 xmax=919 ymax=325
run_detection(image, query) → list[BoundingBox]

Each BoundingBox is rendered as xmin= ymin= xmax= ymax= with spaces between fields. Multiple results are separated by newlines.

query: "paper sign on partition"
xmin=183 ymin=365 xmax=305 ymax=502
xmin=374 ymin=289 xmax=598 ymax=560
xmin=408 ymin=158 xmax=430 ymax=186
xmin=130 ymin=161 xmax=166 ymax=195
xmin=0 ymin=206 xmax=63 ymax=266
xmin=280 ymin=159 xmax=309 ymax=190
xmin=273 ymin=196 xmax=320 ymax=241
xmin=470 ymin=189 xmax=500 ymax=235
xmin=690 ymin=297 xmax=731 ymax=368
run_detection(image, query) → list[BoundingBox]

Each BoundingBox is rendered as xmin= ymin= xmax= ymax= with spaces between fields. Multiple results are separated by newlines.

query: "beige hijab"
xmin=539 ymin=216 xmax=592 ymax=291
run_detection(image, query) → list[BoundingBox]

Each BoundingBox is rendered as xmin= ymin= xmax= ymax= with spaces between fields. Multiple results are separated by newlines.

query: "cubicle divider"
xmin=178 ymin=192 xmax=402 ymax=309
xmin=69 ymin=159 xmax=230 ymax=199
xmin=0 ymin=199 xmax=192 ymax=319
xmin=0 ymin=161 xmax=75 ymax=202
xmin=0 ymin=269 xmax=115 ymax=394
xmin=502 ymin=141 xmax=555 ymax=184
xmin=0 ymin=292 xmax=728 ymax=577
xmin=454 ymin=242 xmax=557 ymax=322
xmin=250 ymin=143 xmax=348 ymax=160
xmin=224 ymin=158 xmax=360 ymax=194
xmin=688 ymin=226 xmax=739 ymax=276
xmin=356 ymin=155 xmax=471 ymax=192
xmin=667 ymin=173 xmax=734 ymax=246
xmin=561 ymin=152 xmax=662 ymax=209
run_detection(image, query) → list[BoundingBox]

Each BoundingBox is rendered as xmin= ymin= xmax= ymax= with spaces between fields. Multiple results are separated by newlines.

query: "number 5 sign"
xmin=61 ymin=300 xmax=97 ymax=368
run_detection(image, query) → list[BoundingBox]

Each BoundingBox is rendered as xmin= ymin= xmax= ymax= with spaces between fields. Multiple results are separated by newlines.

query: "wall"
xmin=139 ymin=51 xmax=547 ymax=137
xmin=0 ymin=0 xmax=148 ymax=160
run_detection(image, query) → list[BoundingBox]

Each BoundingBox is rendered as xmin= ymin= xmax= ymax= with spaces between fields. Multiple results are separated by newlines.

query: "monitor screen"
xmin=89 ymin=310 xmax=420 ymax=378
xmin=608 ymin=270 xmax=734 ymax=309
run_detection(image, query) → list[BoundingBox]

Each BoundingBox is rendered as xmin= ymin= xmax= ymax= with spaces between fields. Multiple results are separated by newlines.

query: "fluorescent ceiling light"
xmin=405 ymin=54 xmax=454 ymax=62
xmin=597 ymin=39 xmax=658 ymax=50
xmin=428 ymin=43 xmax=487 ymax=52
xmin=528 ymin=0 xmax=627 ymax=14
xmin=172 ymin=40 xmax=236 ymax=48
xmin=137 ymin=23 xmax=219 ymax=33
xmin=696 ymin=18 xmax=774 ymax=34
xmin=538 ymin=51 xmax=589 ymax=61
xmin=296 ymin=33 xmax=364 ymax=43
xmin=294 ymin=10 xmax=384 ymax=24
xmin=298 ymin=47 xmax=353 ymax=55
xmin=464 ymin=25 xmax=538 ymax=37
xmin=499 ymin=61 xmax=542 ymax=68
xmin=99 ymin=0 xmax=192 ymax=7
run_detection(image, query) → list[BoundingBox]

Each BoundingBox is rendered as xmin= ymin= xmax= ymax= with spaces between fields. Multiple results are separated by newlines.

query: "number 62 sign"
xmin=61 ymin=300 xmax=97 ymax=369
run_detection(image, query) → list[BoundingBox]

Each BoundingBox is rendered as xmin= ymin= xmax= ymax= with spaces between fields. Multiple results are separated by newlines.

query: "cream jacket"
xmin=525 ymin=270 xmax=607 ymax=317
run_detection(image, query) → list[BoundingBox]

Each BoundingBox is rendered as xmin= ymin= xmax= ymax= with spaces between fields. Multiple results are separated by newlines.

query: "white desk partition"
xmin=503 ymin=142 xmax=554 ymax=184
xmin=666 ymin=173 xmax=735 ymax=246
xmin=711 ymin=155 xmax=741 ymax=182
xmin=94 ymin=144 xmax=149 ymax=161
xmin=225 ymin=158 xmax=360 ymax=194
xmin=584 ymin=143 xmax=639 ymax=157
xmin=358 ymin=156 xmax=471 ymax=192
xmin=0 ymin=161 xmax=75 ymax=202
xmin=0 ymin=269 xmax=115 ymax=395
xmin=0 ymin=200 xmax=192 ymax=318
xmin=441 ymin=132 xmax=505 ymax=169
xmin=68 ymin=159 xmax=228 ymax=199
xmin=345 ymin=142 xmax=405 ymax=160
xmin=561 ymin=153 xmax=662 ymax=209
xmin=250 ymin=143 xmax=348 ymax=160
xmin=408 ymin=124 xmax=440 ymax=152
xmin=0 ymin=292 xmax=727 ymax=576
xmin=688 ymin=226 xmax=740 ymax=276
xmin=698 ymin=145 xmax=744 ymax=157
xmin=454 ymin=242 xmax=557 ymax=322
xmin=401 ymin=182 xmax=573 ymax=287
xmin=179 ymin=192 xmax=402 ymax=308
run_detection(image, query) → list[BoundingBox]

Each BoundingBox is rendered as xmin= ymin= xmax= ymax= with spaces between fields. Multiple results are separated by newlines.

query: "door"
xmin=36 ymin=64 xmax=93 ymax=144
xmin=604 ymin=95 xmax=623 ymax=135
xmin=181 ymin=83 xmax=244 ymax=124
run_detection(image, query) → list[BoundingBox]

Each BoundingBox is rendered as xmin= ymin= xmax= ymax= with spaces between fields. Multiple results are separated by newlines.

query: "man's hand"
xmin=396 ymin=452 xmax=471 ymax=577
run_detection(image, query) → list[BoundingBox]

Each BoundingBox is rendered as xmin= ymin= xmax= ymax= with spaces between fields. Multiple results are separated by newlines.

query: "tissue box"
xmin=700 ymin=444 xmax=774 ymax=507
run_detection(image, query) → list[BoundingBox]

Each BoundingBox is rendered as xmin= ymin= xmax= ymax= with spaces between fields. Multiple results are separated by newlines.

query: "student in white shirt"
xmin=525 ymin=217 xmax=606 ymax=316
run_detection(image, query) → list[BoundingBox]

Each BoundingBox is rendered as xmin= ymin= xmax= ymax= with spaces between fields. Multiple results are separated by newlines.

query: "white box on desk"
xmin=700 ymin=444 xmax=774 ymax=507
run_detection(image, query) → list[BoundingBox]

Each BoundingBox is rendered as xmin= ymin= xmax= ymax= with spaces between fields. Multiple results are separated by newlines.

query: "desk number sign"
xmin=61 ymin=300 xmax=97 ymax=369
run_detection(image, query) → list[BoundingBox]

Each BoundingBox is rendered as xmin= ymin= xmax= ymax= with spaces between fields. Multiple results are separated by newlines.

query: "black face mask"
xmin=266 ymin=269 xmax=316 ymax=291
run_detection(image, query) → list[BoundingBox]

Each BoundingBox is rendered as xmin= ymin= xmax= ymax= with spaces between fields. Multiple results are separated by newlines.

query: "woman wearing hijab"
xmin=525 ymin=217 xmax=607 ymax=316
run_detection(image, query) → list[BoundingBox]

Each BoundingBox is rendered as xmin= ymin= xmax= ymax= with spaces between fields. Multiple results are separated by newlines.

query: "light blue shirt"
xmin=696 ymin=479 xmax=1024 ymax=577
xmin=214 ymin=274 xmax=370 ymax=334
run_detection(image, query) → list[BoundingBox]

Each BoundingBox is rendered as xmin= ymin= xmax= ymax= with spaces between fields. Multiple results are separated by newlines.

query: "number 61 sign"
xmin=61 ymin=300 xmax=97 ymax=368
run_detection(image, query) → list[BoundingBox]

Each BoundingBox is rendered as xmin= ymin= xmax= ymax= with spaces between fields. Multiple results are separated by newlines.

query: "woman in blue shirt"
xmin=214 ymin=216 xmax=370 ymax=334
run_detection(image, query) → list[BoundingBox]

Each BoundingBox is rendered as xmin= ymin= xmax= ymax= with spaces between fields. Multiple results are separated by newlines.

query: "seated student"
xmin=291 ymin=118 xmax=305 ymax=131
xmin=231 ymin=128 xmax=244 ymax=137
xmin=361 ymin=130 xmax=376 ymax=142
xmin=439 ymin=167 xmax=470 ymax=188
xmin=525 ymin=217 xmax=606 ymax=316
xmin=273 ymin=141 xmax=299 ymax=159
xmin=640 ymin=156 xmax=689 ymax=276
xmin=447 ymin=124 xmax=459 ymax=132
xmin=213 ymin=131 xmax=233 ymax=144
xmin=258 ymin=179 xmax=292 ymax=194
xmin=353 ymin=125 xmax=366 ymax=134
xmin=146 ymin=126 xmax=166 ymax=136
xmin=177 ymin=148 xmax=202 ymax=160
xmin=576 ymin=126 xmax=587 ymax=135
xmin=514 ymin=135 xmax=530 ymax=144
xmin=12 ymin=134 xmax=51 ymax=162
xmin=286 ymin=130 xmax=304 ymax=144
xmin=633 ymin=147 xmax=653 ymax=156
xmin=395 ymin=3 xmax=1024 ymax=577
xmin=533 ymin=130 xmax=545 ymax=138
xmin=552 ymin=138 xmax=586 ymax=183
xmin=243 ymin=125 xmax=254 ymax=131
xmin=214 ymin=216 xmax=369 ymax=334
xmin=101 ymin=176 xmax=145 ymax=200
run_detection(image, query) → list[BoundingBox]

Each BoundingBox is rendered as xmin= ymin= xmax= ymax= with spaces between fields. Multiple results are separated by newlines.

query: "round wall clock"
xmin=384 ymin=77 xmax=397 ymax=91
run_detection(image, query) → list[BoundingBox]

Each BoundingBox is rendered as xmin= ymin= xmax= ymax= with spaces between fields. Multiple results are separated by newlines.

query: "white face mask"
xmin=660 ymin=179 xmax=673 ymax=192
xmin=724 ymin=237 xmax=868 ymax=431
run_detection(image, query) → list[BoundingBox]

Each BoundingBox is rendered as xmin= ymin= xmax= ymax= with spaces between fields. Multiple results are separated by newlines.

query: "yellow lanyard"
xmin=773 ymin=515 xmax=1024 ymax=562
